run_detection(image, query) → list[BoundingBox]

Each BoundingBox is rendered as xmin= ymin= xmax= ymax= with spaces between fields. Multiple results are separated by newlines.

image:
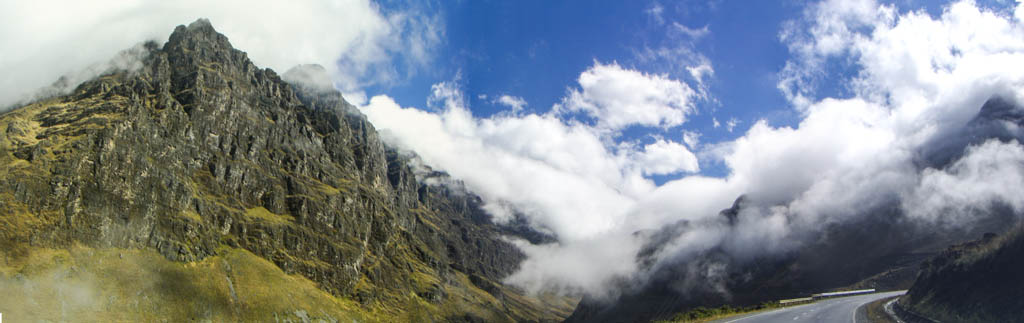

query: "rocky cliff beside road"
xmin=0 ymin=19 xmax=573 ymax=322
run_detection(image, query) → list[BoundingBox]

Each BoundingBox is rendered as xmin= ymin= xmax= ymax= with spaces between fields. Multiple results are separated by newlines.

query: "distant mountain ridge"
xmin=0 ymin=19 xmax=572 ymax=322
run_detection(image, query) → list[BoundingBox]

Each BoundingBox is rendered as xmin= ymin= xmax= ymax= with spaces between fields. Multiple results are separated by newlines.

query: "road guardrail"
xmin=811 ymin=289 xmax=875 ymax=299
xmin=778 ymin=297 xmax=813 ymax=305
xmin=776 ymin=288 xmax=878 ymax=305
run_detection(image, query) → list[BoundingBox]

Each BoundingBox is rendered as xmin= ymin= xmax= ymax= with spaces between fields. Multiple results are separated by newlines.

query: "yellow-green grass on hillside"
xmin=0 ymin=245 xmax=377 ymax=322
xmin=244 ymin=206 xmax=295 ymax=225
xmin=0 ymin=243 xmax=577 ymax=322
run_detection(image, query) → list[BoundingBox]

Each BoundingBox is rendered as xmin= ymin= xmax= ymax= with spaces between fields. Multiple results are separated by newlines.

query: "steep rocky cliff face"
xmin=0 ymin=19 xmax=572 ymax=322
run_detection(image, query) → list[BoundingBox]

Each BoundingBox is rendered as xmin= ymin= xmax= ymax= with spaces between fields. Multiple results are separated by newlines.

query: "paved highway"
xmin=710 ymin=291 xmax=906 ymax=323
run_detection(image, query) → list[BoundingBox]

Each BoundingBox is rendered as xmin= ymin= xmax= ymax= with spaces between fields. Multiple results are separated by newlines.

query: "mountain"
xmin=565 ymin=97 xmax=1024 ymax=322
xmin=900 ymin=227 xmax=1024 ymax=322
xmin=0 ymin=19 xmax=574 ymax=322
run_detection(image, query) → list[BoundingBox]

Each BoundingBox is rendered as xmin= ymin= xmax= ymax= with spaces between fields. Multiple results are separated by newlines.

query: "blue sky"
xmin=366 ymin=1 xmax=812 ymax=179
xmin=363 ymin=0 xmax=1019 ymax=181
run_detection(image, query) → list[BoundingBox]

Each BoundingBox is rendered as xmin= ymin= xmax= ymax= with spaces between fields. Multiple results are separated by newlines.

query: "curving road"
xmin=709 ymin=291 xmax=906 ymax=323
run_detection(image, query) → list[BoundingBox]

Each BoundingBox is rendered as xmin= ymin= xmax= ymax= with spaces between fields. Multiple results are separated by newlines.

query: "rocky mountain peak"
xmin=166 ymin=18 xmax=233 ymax=52
xmin=163 ymin=18 xmax=250 ymax=74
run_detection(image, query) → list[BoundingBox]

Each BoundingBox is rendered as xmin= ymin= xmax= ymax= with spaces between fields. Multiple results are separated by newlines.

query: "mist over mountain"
xmin=566 ymin=96 xmax=1024 ymax=322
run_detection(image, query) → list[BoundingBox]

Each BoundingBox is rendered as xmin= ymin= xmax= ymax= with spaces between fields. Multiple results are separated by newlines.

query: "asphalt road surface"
xmin=710 ymin=290 xmax=906 ymax=323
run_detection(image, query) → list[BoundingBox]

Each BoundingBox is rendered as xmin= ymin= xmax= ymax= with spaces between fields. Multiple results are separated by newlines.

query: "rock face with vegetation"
xmin=0 ymin=19 xmax=574 ymax=322
xmin=902 ymin=227 xmax=1024 ymax=323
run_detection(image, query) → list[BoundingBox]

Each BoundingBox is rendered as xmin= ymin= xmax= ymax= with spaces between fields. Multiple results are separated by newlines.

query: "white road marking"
xmin=884 ymin=298 xmax=906 ymax=323
xmin=851 ymin=297 xmax=858 ymax=323
xmin=724 ymin=306 xmax=798 ymax=323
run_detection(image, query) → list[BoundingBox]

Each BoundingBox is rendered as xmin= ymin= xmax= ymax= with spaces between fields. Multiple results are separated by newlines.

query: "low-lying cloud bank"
xmin=360 ymin=61 xmax=709 ymax=296
xmin=0 ymin=0 xmax=439 ymax=110
xmin=359 ymin=0 xmax=1024 ymax=298
xmin=361 ymin=63 xmax=704 ymax=242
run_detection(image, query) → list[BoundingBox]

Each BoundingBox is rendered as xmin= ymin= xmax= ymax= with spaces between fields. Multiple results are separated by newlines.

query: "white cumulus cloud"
xmin=636 ymin=139 xmax=700 ymax=175
xmin=556 ymin=61 xmax=699 ymax=131
xmin=495 ymin=94 xmax=528 ymax=114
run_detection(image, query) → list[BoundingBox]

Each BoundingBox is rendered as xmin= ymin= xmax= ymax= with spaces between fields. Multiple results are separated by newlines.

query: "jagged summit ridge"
xmin=166 ymin=18 xmax=236 ymax=55
xmin=165 ymin=18 xmax=249 ymax=74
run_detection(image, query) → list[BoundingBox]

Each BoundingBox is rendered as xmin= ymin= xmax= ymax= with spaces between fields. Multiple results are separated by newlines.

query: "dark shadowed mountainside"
xmin=901 ymin=226 xmax=1024 ymax=323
